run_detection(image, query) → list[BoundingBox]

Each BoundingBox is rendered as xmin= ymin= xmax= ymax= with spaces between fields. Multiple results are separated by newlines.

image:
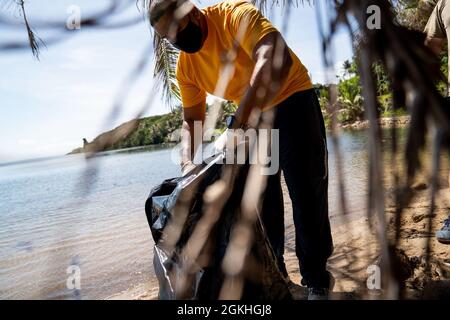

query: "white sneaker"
xmin=436 ymin=217 xmax=450 ymax=244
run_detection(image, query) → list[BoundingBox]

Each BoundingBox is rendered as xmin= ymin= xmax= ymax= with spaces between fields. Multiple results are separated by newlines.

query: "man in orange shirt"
xmin=149 ymin=0 xmax=333 ymax=299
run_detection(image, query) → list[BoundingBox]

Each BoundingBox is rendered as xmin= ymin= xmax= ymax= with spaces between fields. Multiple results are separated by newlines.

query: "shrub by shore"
xmin=339 ymin=115 xmax=411 ymax=130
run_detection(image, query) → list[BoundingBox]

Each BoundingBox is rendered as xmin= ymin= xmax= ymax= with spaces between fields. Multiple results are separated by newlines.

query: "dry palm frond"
xmin=0 ymin=1 xmax=142 ymax=56
xmin=0 ymin=0 xmax=45 ymax=60
xmin=3 ymin=0 xmax=450 ymax=300
xmin=17 ymin=0 xmax=44 ymax=60
xmin=324 ymin=0 xmax=450 ymax=298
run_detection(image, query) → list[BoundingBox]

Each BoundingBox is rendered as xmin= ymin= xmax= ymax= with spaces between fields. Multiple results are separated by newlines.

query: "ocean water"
xmin=0 ymin=147 xmax=180 ymax=299
xmin=0 ymin=131 xmax=374 ymax=299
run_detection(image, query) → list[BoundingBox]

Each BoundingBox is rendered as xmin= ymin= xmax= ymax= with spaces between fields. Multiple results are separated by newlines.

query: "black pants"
xmin=260 ymin=89 xmax=333 ymax=288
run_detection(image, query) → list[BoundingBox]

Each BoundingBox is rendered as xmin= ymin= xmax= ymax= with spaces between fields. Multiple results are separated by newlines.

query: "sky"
xmin=0 ymin=0 xmax=353 ymax=162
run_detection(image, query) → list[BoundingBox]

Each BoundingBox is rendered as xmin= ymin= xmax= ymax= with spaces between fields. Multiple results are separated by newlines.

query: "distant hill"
xmin=68 ymin=110 xmax=183 ymax=154
xmin=68 ymin=102 xmax=237 ymax=154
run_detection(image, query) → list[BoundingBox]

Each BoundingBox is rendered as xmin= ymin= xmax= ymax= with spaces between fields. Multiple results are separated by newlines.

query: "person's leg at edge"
xmin=437 ymin=97 xmax=450 ymax=244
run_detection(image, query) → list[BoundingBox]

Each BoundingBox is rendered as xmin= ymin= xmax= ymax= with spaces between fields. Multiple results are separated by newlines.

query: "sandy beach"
xmin=107 ymin=163 xmax=450 ymax=300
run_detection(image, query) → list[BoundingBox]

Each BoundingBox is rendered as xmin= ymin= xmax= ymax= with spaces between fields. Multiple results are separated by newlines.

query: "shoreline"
xmin=110 ymin=160 xmax=450 ymax=300
xmin=74 ymin=116 xmax=411 ymax=157
xmin=338 ymin=115 xmax=410 ymax=131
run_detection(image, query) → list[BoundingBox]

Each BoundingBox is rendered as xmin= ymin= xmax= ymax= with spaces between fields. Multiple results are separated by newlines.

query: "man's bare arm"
xmin=232 ymin=32 xmax=293 ymax=128
xmin=181 ymin=103 xmax=205 ymax=168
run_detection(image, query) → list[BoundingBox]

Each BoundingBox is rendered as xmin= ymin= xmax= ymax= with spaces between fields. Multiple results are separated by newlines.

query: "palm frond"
xmin=16 ymin=0 xmax=44 ymax=60
xmin=153 ymin=33 xmax=181 ymax=109
xmin=140 ymin=0 xmax=180 ymax=109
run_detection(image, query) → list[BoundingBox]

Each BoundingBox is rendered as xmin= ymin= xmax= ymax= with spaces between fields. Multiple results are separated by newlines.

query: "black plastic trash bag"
xmin=145 ymin=153 xmax=291 ymax=300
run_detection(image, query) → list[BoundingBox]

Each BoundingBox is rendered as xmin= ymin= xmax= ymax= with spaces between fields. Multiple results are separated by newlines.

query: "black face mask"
xmin=173 ymin=18 xmax=204 ymax=53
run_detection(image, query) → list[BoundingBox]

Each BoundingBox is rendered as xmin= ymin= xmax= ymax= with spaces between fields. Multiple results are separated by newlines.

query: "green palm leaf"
xmin=152 ymin=32 xmax=181 ymax=109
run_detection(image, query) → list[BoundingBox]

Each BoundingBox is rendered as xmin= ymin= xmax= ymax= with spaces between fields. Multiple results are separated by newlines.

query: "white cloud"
xmin=18 ymin=139 xmax=36 ymax=146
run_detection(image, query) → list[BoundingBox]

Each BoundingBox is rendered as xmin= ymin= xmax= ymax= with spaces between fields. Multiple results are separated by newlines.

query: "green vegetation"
xmin=112 ymin=100 xmax=237 ymax=150
xmin=70 ymin=101 xmax=237 ymax=153
xmin=110 ymin=109 xmax=183 ymax=149
xmin=313 ymin=0 xmax=449 ymax=128
xmin=316 ymin=48 xmax=447 ymax=128
xmin=316 ymin=58 xmax=405 ymax=127
xmin=69 ymin=109 xmax=182 ymax=154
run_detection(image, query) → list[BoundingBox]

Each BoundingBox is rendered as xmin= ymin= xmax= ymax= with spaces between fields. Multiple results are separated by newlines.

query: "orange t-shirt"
xmin=176 ymin=0 xmax=312 ymax=112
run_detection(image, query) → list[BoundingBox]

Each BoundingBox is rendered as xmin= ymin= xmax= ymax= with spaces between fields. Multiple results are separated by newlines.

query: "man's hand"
xmin=180 ymin=102 xmax=205 ymax=168
xmin=181 ymin=160 xmax=197 ymax=176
